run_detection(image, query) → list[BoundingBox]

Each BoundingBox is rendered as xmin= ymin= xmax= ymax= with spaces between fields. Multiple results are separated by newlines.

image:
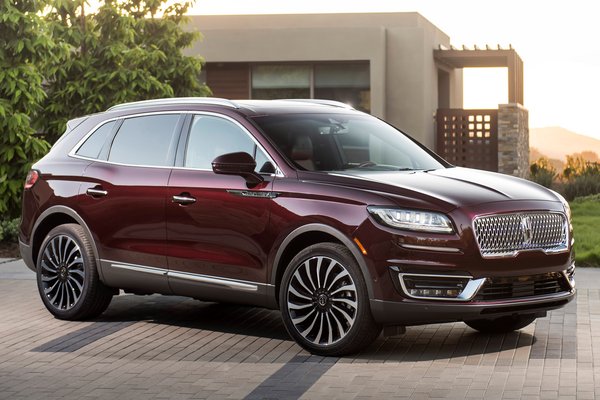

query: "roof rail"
xmin=279 ymin=99 xmax=355 ymax=110
xmin=107 ymin=97 xmax=240 ymax=112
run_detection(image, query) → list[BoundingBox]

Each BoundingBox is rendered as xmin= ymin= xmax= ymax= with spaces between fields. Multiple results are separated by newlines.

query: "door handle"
xmin=86 ymin=187 xmax=108 ymax=197
xmin=172 ymin=194 xmax=196 ymax=205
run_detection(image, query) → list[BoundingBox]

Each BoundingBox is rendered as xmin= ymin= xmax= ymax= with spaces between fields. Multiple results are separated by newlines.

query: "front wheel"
xmin=465 ymin=314 xmax=537 ymax=334
xmin=279 ymin=243 xmax=381 ymax=356
xmin=36 ymin=224 xmax=114 ymax=320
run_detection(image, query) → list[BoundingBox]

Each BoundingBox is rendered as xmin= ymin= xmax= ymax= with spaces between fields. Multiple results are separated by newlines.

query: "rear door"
xmin=77 ymin=113 xmax=184 ymax=293
xmin=166 ymin=113 xmax=279 ymax=304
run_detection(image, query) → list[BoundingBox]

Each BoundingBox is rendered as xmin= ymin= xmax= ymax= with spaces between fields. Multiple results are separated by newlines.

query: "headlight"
xmin=367 ymin=206 xmax=454 ymax=233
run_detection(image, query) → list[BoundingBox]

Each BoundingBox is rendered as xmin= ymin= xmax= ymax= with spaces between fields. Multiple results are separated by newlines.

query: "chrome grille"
xmin=474 ymin=212 xmax=568 ymax=258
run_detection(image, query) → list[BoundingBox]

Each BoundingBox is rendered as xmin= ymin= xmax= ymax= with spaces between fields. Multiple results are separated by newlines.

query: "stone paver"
xmin=0 ymin=260 xmax=597 ymax=399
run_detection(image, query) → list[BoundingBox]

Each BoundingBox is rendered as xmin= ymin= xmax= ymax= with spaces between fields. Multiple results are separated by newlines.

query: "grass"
xmin=571 ymin=194 xmax=600 ymax=267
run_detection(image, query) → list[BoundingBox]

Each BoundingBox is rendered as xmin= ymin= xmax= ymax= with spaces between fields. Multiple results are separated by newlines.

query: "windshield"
xmin=251 ymin=113 xmax=446 ymax=172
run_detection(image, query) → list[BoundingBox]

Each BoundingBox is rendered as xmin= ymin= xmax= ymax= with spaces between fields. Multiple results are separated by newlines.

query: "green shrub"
xmin=0 ymin=218 xmax=19 ymax=242
xmin=564 ymin=172 xmax=600 ymax=201
xmin=529 ymin=158 xmax=556 ymax=189
xmin=571 ymin=197 xmax=600 ymax=267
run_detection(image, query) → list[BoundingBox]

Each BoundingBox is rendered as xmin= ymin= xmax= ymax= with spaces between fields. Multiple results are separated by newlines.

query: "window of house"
xmin=75 ymin=121 xmax=116 ymax=159
xmin=250 ymin=62 xmax=370 ymax=112
xmin=108 ymin=114 xmax=181 ymax=167
xmin=314 ymin=63 xmax=370 ymax=112
xmin=251 ymin=65 xmax=311 ymax=99
xmin=184 ymin=115 xmax=271 ymax=172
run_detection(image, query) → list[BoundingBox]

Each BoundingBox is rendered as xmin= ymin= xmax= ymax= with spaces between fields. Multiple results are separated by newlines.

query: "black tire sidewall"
xmin=279 ymin=242 xmax=377 ymax=356
xmin=36 ymin=224 xmax=97 ymax=320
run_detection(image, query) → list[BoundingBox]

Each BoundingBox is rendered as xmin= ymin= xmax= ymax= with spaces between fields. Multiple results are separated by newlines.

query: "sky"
xmin=189 ymin=0 xmax=600 ymax=140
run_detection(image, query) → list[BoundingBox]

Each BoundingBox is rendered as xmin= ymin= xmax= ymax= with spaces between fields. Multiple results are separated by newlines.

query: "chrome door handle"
xmin=86 ymin=188 xmax=108 ymax=197
xmin=172 ymin=194 xmax=196 ymax=205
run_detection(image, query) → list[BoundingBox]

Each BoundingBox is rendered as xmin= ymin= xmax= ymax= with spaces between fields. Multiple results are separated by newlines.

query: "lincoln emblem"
xmin=521 ymin=216 xmax=533 ymax=245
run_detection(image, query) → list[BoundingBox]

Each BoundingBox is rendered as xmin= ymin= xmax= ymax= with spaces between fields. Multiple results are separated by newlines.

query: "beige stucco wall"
xmin=187 ymin=13 xmax=458 ymax=149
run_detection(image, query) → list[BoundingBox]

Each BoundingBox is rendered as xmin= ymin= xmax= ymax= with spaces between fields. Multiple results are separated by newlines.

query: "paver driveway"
xmin=1 ymin=258 xmax=598 ymax=399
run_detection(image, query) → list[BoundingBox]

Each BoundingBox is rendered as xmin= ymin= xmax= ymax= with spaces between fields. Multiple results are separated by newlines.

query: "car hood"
xmin=320 ymin=167 xmax=560 ymax=211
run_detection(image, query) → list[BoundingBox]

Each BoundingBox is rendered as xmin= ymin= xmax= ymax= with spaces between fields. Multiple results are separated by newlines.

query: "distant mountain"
xmin=530 ymin=127 xmax=600 ymax=161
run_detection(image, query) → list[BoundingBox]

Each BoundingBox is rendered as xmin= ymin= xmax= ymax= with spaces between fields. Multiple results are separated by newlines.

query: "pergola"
xmin=434 ymin=45 xmax=524 ymax=105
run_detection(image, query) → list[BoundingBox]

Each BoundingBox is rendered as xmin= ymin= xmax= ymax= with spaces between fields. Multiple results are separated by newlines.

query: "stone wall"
xmin=498 ymin=103 xmax=529 ymax=178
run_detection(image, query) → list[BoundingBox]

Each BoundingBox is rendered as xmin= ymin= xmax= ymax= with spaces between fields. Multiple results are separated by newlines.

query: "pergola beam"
xmin=434 ymin=48 xmax=524 ymax=105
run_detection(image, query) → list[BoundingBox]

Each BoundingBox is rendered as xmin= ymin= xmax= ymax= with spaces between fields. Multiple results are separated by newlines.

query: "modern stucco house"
xmin=186 ymin=12 xmax=529 ymax=177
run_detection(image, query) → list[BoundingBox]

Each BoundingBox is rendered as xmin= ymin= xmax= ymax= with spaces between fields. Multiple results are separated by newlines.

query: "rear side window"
xmin=108 ymin=114 xmax=180 ymax=167
xmin=75 ymin=121 xmax=116 ymax=159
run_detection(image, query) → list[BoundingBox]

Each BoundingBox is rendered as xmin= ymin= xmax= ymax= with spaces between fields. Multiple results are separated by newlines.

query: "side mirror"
xmin=212 ymin=152 xmax=264 ymax=186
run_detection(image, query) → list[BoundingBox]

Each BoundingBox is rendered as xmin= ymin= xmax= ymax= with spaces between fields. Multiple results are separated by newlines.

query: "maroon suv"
xmin=20 ymin=98 xmax=575 ymax=356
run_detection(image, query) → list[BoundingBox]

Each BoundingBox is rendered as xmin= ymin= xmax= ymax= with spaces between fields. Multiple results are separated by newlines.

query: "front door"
xmin=166 ymin=114 xmax=278 ymax=303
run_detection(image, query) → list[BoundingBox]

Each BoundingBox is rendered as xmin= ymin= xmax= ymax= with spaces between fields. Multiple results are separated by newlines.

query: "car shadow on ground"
xmin=85 ymin=293 xmax=537 ymax=363
xmin=97 ymin=293 xmax=292 ymax=340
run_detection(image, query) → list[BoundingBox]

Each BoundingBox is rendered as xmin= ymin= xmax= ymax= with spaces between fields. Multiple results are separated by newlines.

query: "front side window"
xmin=184 ymin=115 xmax=271 ymax=172
xmin=75 ymin=121 xmax=116 ymax=159
xmin=251 ymin=113 xmax=445 ymax=172
xmin=108 ymin=114 xmax=180 ymax=167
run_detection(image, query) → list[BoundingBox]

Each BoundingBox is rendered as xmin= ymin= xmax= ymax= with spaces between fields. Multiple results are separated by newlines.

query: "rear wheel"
xmin=465 ymin=314 xmax=536 ymax=333
xmin=36 ymin=224 xmax=114 ymax=320
xmin=279 ymin=242 xmax=381 ymax=356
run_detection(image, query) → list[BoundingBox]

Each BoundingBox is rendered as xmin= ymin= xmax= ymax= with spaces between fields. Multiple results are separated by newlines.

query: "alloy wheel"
xmin=286 ymin=256 xmax=358 ymax=346
xmin=39 ymin=235 xmax=85 ymax=311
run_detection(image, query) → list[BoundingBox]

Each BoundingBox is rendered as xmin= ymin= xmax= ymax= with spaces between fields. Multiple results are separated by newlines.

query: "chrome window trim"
xmin=397 ymin=272 xmax=486 ymax=302
xmin=68 ymin=110 xmax=284 ymax=177
xmin=68 ymin=110 xmax=184 ymax=161
xmin=472 ymin=211 xmax=569 ymax=259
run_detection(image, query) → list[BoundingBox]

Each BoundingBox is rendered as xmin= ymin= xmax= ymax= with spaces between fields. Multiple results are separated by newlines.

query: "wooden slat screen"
xmin=436 ymin=109 xmax=498 ymax=172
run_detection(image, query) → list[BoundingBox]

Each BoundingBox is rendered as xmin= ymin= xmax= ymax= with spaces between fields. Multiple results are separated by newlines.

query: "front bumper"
xmin=370 ymin=289 xmax=575 ymax=325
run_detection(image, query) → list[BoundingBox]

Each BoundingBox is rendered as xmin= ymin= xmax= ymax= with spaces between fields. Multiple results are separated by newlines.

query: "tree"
xmin=0 ymin=0 xmax=55 ymax=217
xmin=529 ymin=157 xmax=556 ymax=189
xmin=42 ymin=0 xmax=210 ymax=143
xmin=563 ymin=154 xmax=588 ymax=179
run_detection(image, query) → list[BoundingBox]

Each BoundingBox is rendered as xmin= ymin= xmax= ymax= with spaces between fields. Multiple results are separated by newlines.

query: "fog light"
xmin=400 ymin=273 xmax=474 ymax=300
xmin=408 ymin=288 xmax=461 ymax=297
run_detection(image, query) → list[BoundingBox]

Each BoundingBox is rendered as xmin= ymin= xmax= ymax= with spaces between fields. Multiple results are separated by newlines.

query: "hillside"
xmin=530 ymin=127 xmax=600 ymax=160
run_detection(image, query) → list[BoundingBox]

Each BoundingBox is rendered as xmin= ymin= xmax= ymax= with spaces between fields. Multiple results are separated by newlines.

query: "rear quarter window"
xmin=75 ymin=121 xmax=116 ymax=159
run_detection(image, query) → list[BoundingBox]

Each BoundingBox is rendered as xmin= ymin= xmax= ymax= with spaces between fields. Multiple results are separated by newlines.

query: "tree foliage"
xmin=0 ymin=0 xmax=209 ymax=219
xmin=529 ymin=157 xmax=556 ymax=189
xmin=42 ymin=0 xmax=210 ymax=143
xmin=0 ymin=0 xmax=55 ymax=217
xmin=560 ymin=154 xmax=600 ymax=200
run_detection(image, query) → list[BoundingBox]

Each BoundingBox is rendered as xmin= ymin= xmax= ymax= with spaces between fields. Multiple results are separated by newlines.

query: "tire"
xmin=279 ymin=242 xmax=381 ymax=356
xmin=465 ymin=314 xmax=536 ymax=334
xmin=36 ymin=224 xmax=114 ymax=320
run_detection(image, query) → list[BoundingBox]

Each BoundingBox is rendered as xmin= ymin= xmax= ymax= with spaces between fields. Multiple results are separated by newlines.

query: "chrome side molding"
xmin=106 ymin=260 xmax=259 ymax=292
xmin=168 ymin=271 xmax=258 ymax=292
